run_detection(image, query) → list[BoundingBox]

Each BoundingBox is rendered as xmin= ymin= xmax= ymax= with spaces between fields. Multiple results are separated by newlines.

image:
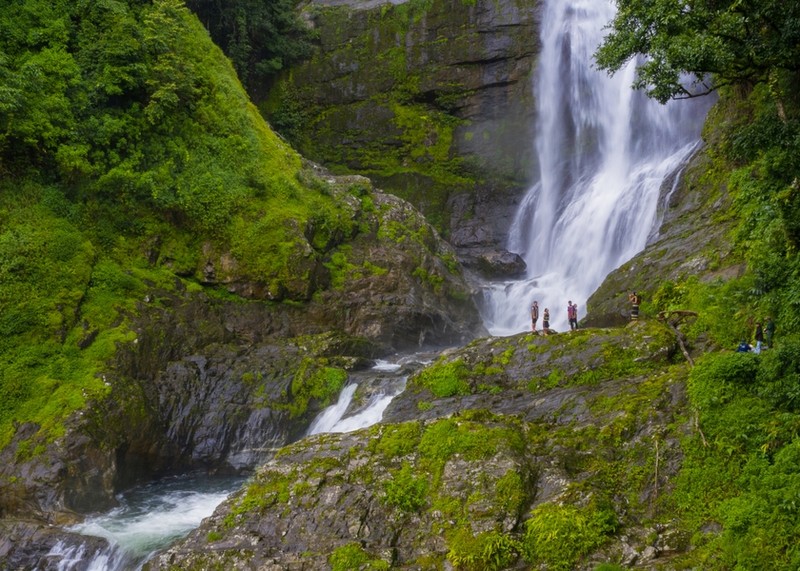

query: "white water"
xmin=480 ymin=0 xmax=713 ymax=335
xmin=307 ymin=360 xmax=406 ymax=435
xmin=44 ymin=360 xmax=408 ymax=570
xmin=45 ymin=473 xmax=243 ymax=570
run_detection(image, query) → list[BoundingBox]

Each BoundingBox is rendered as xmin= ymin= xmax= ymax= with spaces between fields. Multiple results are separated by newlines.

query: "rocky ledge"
xmin=147 ymin=321 xmax=693 ymax=570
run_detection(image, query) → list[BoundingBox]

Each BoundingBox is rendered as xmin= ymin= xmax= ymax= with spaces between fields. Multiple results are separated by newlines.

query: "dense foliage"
xmin=184 ymin=0 xmax=316 ymax=98
xmin=598 ymin=1 xmax=800 ymax=568
xmin=596 ymin=0 xmax=800 ymax=103
xmin=0 ymin=0 xmax=355 ymax=448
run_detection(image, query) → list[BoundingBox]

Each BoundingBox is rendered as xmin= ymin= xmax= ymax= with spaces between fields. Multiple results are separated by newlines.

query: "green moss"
xmin=329 ymin=543 xmax=390 ymax=571
xmin=383 ymin=461 xmax=429 ymax=512
xmin=413 ymin=358 xmax=471 ymax=397
xmin=284 ymin=359 xmax=348 ymax=418
xmin=225 ymin=469 xmax=294 ymax=526
xmin=494 ymin=469 xmax=528 ymax=517
xmin=370 ymin=421 xmax=423 ymax=458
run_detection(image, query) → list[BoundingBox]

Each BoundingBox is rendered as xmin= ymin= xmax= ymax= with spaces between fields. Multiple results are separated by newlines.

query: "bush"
xmin=756 ymin=336 xmax=800 ymax=411
xmin=329 ymin=543 xmax=389 ymax=571
xmin=687 ymin=352 xmax=760 ymax=411
xmin=522 ymin=503 xmax=617 ymax=571
xmin=383 ymin=462 xmax=428 ymax=512
xmin=446 ymin=529 xmax=520 ymax=571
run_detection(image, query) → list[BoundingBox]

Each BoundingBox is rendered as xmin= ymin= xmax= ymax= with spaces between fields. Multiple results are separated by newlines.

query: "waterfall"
xmin=481 ymin=0 xmax=713 ymax=335
xmin=45 ymin=473 xmax=244 ymax=570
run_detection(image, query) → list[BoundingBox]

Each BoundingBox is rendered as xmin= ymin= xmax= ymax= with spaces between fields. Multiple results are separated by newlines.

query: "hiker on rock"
xmin=542 ymin=308 xmax=550 ymax=334
xmin=567 ymin=301 xmax=578 ymax=331
xmin=628 ymin=291 xmax=640 ymax=321
xmin=530 ymin=301 xmax=539 ymax=332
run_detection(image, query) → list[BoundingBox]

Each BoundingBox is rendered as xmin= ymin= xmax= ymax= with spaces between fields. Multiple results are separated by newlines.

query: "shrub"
xmin=522 ymin=503 xmax=617 ymax=571
xmin=383 ymin=462 xmax=428 ymax=512
xmin=446 ymin=528 xmax=520 ymax=571
xmin=755 ymin=336 xmax=800 ymax=411
xmin=329 ymin=543 xmax=390 ymax=571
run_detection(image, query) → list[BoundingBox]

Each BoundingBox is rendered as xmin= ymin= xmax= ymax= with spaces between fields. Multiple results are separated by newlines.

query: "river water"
xmin=43 ymin=359 xmax=412 ymax=570
xmin=39 ymin=0 xmax=714 ymax=568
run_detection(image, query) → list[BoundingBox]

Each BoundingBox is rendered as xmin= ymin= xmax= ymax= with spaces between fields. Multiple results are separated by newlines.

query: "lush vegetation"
xmin=0 ymin=0 xmax=359 ymax=449
xmin=184 ymin=0 xmax=316 ymax=98
xmin=597 ymin=1 xmax=800 ymax=568
xmin=596 ymin=0 xmax=800 ymax=103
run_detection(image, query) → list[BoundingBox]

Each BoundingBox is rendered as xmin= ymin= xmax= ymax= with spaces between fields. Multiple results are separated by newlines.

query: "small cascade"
xmin=307 ymin=359 xmax=406 ymax=435
xmin=480 ymin=0 xmax=713 ymax=335
xmin=43 ymin=357 xmax=419 ymax=570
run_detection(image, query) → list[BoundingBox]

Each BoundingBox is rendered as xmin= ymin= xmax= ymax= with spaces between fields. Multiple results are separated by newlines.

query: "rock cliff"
xmin=267 ymin=0 xmax=542 ymax=276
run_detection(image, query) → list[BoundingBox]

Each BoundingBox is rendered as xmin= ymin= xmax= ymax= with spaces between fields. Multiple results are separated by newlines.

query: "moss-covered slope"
xmin=0 ymin=0 xmax=482 ymax=527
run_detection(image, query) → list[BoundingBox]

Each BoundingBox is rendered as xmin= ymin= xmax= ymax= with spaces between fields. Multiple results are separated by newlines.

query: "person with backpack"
xmin=567 ymin=301 xmax=578 ymax=331
xmin=765 ymin=317 xmax=775 ymax=348
xmin=542 ymin=308 xmax=550 ymax=334
xmin=530 ymin=301 xmax=539 ymax=332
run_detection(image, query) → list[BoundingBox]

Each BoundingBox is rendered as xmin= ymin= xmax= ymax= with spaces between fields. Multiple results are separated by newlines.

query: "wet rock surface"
xmin=146 ymin=321 xmax=691 ymax=570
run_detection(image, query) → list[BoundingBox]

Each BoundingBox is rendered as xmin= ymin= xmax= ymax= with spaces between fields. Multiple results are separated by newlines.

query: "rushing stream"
xmin=43 ymin=358 xmax=414 ymax=570
xmin=40 ymin=0 xmax=715 ymax=568
xmin=479 ymin=0 xmax=713 ymax=335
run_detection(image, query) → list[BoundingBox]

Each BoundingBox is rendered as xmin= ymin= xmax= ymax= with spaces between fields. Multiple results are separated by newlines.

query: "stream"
xmin=42 ymin=357 xmax=419 ymax=570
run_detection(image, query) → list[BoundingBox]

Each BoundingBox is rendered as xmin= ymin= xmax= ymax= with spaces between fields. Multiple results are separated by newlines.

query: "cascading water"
xmin=34 ymin=3 xmax=717 ymax=568
xmin=480 ymin=0 xmax=713 ymax=335
xmin=43 ymin=359 xmax=412 ymax=570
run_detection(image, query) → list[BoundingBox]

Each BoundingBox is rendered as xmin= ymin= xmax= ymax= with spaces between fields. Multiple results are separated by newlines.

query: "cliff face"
xmin=267 ymin=0 xmax=542 ymax=276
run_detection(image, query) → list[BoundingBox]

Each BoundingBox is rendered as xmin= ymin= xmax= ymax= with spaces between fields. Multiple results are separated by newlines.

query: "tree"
xmin=184 ymin=0 xmax=316 ymax=99
xmin=595 ymin=0 xmax=800 ymax=104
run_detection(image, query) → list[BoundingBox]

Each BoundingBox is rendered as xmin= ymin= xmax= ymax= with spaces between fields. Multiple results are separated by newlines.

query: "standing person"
xmin=530 ymin=301 xmax=539 ymax=332
xmin=754 ymin=321 xmax=764 ymax=354
xmin=628 ymin=291 xmax=640 ymax=321
xmin=542 ymin=308 xmax=550 ymax=334
xmin=567 ymin=301 xmax=578 ymax=331
xmin=765 ymin=317 xmax=775 ymax=348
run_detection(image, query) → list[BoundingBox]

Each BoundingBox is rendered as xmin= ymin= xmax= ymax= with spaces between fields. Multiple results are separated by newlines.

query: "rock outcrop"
xmin=585 ymin=148 xmax=742 ymax=327
xmin=0 ymin=169 xmax=486 ymax=567
xmin=267 ymin=0 xmax=542 ymax=273
xmin=146 ymin=322 xmax=691 ymax=570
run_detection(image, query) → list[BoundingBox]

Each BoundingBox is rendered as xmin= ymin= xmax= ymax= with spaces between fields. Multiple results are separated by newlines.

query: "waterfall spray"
xmin=481 ymin=0 xmax=712 ymax=335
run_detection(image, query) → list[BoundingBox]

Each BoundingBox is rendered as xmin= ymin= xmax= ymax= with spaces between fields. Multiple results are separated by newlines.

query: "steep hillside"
xmin=0 ymin=0 xmax=482 ymax=537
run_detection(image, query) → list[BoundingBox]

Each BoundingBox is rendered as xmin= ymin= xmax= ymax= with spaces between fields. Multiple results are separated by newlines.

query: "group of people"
xmin=736 ymin=317 xmax=776 ymax=354
xmin=530 ymin=300 xmax=579 ymax=334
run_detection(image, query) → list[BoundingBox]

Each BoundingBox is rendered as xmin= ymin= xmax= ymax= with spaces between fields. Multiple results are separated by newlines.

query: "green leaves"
xmin=183 ymin=0 xmax=316 ymax=95
xmin=596 ymin=0 xmax=800 ymax=102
